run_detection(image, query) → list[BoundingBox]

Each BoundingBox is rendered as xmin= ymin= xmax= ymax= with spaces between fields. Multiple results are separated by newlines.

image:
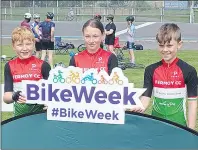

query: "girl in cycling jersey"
xmin=69 ymin=19 xmax=118 ymax=75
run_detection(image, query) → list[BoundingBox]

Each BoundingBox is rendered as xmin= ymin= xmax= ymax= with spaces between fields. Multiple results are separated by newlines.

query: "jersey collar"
xmin=85 ymin=48 xmax=102 ymax=56
xmin=16 ymin=56 xmax=34 ymax=63
xmin=162 ymin=57 xmax=179 ymax=67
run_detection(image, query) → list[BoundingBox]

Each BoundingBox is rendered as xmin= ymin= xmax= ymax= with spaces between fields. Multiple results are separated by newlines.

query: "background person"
xmin=31 ymin=13 xmax=42 ymax=58
xmin=21 ymin=13 xmax=32 ymax=30
xmin=126 ymin=15 xmax=136 ymax=66
xmin=35 ymin=12 xmax=55 ymax=68
xmin=104 ymin=14 xmax=116 ymax=55
xmin=3 ymin=27 xmax=51 ymax=116
xmin=69 ymin=19 xmax=118 ymax=75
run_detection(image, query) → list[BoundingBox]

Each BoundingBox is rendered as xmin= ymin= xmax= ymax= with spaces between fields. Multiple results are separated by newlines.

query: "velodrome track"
xmin=1 ymin=20 xmax=198 ymax=50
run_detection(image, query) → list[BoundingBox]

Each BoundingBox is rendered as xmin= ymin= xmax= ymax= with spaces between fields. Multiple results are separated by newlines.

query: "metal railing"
xmin=1 ymin=7 xmax=197 ymax=23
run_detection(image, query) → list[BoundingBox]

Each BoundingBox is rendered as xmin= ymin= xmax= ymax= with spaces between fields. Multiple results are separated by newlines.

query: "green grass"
xmin=1 ymin=45 xmax=198 ymax=131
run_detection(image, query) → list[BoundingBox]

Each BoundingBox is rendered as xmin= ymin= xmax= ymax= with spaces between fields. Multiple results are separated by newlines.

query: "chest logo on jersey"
xmin=29 ymin=64 xmax=38 ymax=71
xmin=155 ymin=80 xmax=182 ymax=86
xmin=13 ymin=74 xmax=41 ymax=80
xmin=96 ymin=57 xmax=104 ymax=64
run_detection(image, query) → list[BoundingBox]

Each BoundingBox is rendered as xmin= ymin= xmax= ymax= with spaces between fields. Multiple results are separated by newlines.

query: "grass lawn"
xmin=1 ymin=45 xmax=198 ymax=131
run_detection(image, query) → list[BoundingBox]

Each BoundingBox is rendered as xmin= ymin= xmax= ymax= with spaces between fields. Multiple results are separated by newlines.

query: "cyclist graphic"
xmin=66 ymin=70 xmax=80 ymax=84
xmin=53 ymin=70 xmax=65 ymax=83
xmin=81 ymin=72 xmax=97 ymax=84
xmin=109 ymin=72 xmax=123 ymax=85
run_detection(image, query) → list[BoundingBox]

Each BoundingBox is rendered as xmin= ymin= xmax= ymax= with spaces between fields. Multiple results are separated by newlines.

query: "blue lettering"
xmin=78 ymin=111 xmax=84 ymax=118
xmin=85 ymin=110 xmax=97 ymax=119
xmin=108 ymin=91 xmax=121 ymax=104
xmin=123 ymin=87 xmax=136 ymax=105
xmin=60 ymin=89 xmax=72 ymax=102
xmin=105 ymin=113 xmax=111 ymax=120
xmin=60 ymin=108 xmax=66 ymax=117
xmin=95 ymin=91 xmax=107 ymax=104
xmin=72 ymin=86 xmax=95 ymax=103
xmin=112 ymin=111 xmax=119 ymax=120
xmin=48 ymin=84 xmax=59 ymax=101
xmin=27 ymin=84 xmax=39 ymax=100
xmin=97 ymin=112 xmax=104 ymax=119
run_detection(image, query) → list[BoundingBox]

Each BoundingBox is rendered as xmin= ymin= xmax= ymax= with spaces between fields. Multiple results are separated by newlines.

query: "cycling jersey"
xmin=69 ymin=48 xmax=118 ymax=75
xmin=127 ymin=24 xmax=135 ymax=43
xmin=4 ymin=56 xmax=51 ymax=116
xmin=21 ymin=20 xmax=31 ymax=30
xmin=142 ymin=58 xmax=197 ymax=126
xmin=31 ymin=22 xmax=42 ymax=38
xmin=39 ymin=20 xmax=55 ymax=41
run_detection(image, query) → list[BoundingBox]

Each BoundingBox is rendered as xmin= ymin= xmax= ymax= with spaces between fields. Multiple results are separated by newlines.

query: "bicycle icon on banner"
xmin=53 ymin=70 xmax=65 ymax=83
xmin=81 ymin=73 xmax=97 ymax=84
xmin=109 ymin=72 xmax=123 ymax=85
xmin=66 ymin=71 xmax=80 ymax=84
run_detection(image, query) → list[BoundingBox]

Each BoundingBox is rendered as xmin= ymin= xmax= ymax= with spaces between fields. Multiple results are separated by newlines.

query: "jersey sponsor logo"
xmin=171 ymin=71 xmax=179 ymax=78
xmin=13 ymin=74 xmax=41 ymax=80
xmin=96 ymin=57 xmax=104 ymax=64
xmin=29 ymin=64 xmax=38 ymax=71
xmin=155 ymin=80 xmax=182 ymax=86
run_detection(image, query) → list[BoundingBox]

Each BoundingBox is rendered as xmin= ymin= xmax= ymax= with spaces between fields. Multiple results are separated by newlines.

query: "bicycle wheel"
xmin=53 ymin=78 xmax=58 ymax=83
xmin=81 ymin=79 xmax=86 ymax=84
xmin=118 ymin=80 xmax=123 ymax=85
xmin=92 ymin=79 xmax=97 ymax=84
xmin=77 ymin=44 xmax=86 ymax=52
xmin=66 ymin=77 xmax=72 ymax=84
xmin=60 ymin=78 xmax=65 ymax=83
xmin=74 ymin=78 xmax=80 ymax=84
xmin=108 ymin=79 xmax=114 ymax=85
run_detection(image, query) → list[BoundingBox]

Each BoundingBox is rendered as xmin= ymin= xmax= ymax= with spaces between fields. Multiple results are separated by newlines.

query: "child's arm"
xmin=187 ymin=100 xmax=197 ymax=130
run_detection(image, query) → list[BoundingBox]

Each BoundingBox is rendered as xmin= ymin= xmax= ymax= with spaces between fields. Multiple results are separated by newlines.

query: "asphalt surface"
xmin=1 ymin=20 xmax=198 ymax=50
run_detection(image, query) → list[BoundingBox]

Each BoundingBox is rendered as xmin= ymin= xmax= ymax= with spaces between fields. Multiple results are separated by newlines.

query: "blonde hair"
xmin=156 ymin=23 xmax=181 ymax=44
xmin=12 ymin=27 xmax=35 ymax=44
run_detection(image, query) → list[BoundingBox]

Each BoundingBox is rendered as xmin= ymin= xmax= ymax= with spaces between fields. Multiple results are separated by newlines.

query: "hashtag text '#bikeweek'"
xmin=51 ymin=108 xmax=119 ymax=120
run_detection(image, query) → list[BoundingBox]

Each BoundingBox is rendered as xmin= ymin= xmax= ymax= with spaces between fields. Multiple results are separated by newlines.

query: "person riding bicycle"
xmin=21 ymin=13 xmax=32 ymax=30
xmin=31 ymin=13 xmax=42 ymax=58
xmin=69 ymin=19 xmax=118 ymax=75
xmin=126 ymin=15 xmax=136 ymax=67
xmin=3 ymin=27 xmax=51 ymax=117
xmin=112 ymin=72 xmax=119 ymax=81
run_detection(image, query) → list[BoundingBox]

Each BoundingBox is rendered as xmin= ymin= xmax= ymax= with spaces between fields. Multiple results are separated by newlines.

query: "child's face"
xmin=158 ymin=39 xmax=182 ymax=63
xmin=12 ymin=39 xmax=35 ymax=59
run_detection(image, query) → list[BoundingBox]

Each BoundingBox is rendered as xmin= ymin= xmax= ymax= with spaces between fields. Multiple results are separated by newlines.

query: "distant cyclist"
xmin=105 ymin=14 xmax=116 ymax=55
xmin=126 ymin=15 xmax=136 ymax=66
xmin=21 ymin=13 xmax=32 ymax=30
xmin=93 ymin=14 xmax=104 ymax=49
xmin=31 ymin=14 xmax=42 ymax=58
xmin=35 ymin=12 xmax=55 ymax=68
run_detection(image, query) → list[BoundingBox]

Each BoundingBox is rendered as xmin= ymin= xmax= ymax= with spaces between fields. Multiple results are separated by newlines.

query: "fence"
xmin=1 ymin=6 xmax=198 ymax=23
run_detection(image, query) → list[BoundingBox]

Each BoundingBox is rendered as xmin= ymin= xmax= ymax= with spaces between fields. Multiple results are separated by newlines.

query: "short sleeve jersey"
xmin=105 ymin=22 xmax=116 ymax=38
xmin=4 ymin=56 xmax=51 ymax=116
xmin=142 ymin=58 xmax=197 ymax=126
xmin=39 ymin=21 xmax=55 ymax=40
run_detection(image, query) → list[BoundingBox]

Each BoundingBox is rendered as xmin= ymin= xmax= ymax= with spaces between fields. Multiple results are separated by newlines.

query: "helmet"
xmin=46 ymin=12 xmax=54 ymax=19
xmin=106 ymin=14 xmax=114 ymax=20
xmin=24 ymin=13 xmax=32 ymax=19
xmin=94 ymin=14 xmax=102 ymax=20
xmin=33 ymin=13 xmax=40 ymax=19
xmin=126 ymin=15 xmax=134 ymax=22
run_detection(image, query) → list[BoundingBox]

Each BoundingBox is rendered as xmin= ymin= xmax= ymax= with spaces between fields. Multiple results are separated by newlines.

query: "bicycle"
xmin=81 ymin=73 xmax=97 ymax=84
xmin=108 ymin=72 xmax=123 ymax=85
xmin=77 ymin=44 xmax=86 ymax=52
xmin=1 ymin=55 xmax=17 ymax=63
xmin=66 ymin=71 xmax=80 ymax=84
xmin=53 ymin=70 xmax=65 ymax=83
xmin=98 ymin=75 xmax=108 ymax=84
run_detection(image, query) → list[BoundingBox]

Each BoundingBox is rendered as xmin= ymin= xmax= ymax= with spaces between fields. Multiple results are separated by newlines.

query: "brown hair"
xmin=82 ymin=19 xmax=104 ymax=34
xmin=12 ymin=27 xmax=35 ymax=44
xmin=156 ymin=23 xmax=181 ymax=44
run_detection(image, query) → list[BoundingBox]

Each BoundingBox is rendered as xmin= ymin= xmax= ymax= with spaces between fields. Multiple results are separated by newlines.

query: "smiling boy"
xmin=132 ymin=23 xmax=197 ymax=129
xmin=3 ymin=27 xmax=51 ymax=116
